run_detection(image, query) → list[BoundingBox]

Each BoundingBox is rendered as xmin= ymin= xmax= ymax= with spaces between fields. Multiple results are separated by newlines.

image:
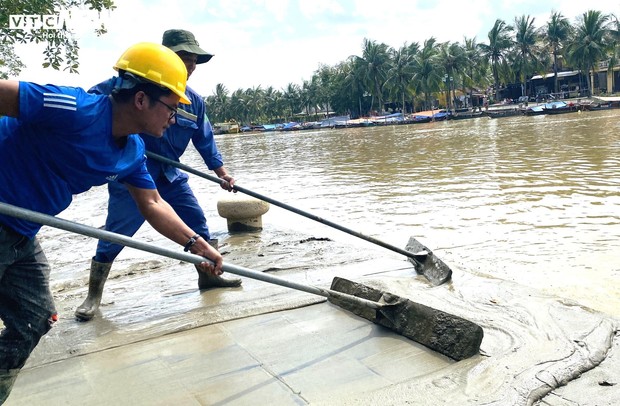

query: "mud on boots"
xmin=75 ymin=240 xmax=241 ymax=321
xmin=75 ymin=258 xmax=112 ymax=321
xmin=198 ymin=239 xmax=242 ymax=289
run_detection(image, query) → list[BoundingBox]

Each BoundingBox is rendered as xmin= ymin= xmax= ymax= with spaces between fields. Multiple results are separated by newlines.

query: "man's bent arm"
xmin=125 ymin=185 xmax=223 ymax=273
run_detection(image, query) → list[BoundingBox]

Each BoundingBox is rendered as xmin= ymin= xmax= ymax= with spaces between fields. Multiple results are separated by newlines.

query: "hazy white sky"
xmin=12 ymin=0 xmax=620 ymax=97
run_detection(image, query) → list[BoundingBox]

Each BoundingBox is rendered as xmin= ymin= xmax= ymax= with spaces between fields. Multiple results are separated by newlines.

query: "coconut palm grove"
xmin=205 ymin=9 xmax=620 ymax=126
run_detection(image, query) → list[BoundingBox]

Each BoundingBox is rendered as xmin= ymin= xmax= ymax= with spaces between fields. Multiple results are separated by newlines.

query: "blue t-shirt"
xmin=90 ymin=78 xmax=224 ymax=182
xmin=0 ymin=82 xmax=156 ymax=238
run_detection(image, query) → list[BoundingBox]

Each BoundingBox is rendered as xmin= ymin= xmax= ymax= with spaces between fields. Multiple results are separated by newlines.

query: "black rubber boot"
xmin=207 ymin=238 xmax=219 ymax=249
xmin=75 ymin=259 xmax=113 ymax=321
xmin=197 ymin=239 xmax=242 ymax=289
xmin=0 ymin=368 xmax=19 ymax=404
xmin=197 ymin=268 xmax=242 ymax=289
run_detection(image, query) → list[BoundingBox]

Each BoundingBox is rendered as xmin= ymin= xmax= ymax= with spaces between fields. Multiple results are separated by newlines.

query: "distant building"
xmin=497 ymin=61 xmax=620 ymax=101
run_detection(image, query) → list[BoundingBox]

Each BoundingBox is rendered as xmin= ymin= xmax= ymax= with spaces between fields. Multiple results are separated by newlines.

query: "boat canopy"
xmin=531 ymin=70 xmax=580 ymax=80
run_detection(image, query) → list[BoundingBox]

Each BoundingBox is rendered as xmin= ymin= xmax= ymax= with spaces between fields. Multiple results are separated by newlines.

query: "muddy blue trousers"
xmin=94 ymin=173 xmax=211 ymax=263
xmin=0 ymin=224 xmax=56 ymax=403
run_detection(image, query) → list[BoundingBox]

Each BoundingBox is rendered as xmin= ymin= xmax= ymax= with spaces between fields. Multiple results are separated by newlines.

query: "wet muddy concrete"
xmin=5 ymin=208 xmax=619 ymax=405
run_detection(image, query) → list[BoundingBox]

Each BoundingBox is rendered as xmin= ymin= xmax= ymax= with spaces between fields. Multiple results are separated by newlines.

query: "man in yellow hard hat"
xmin=75 ymin=29 xmax=242 ymax=322
xmin=0 ymin=42 xmax=224 ymax=403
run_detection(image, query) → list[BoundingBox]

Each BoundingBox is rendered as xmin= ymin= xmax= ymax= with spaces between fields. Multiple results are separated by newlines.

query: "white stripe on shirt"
xmin=178 ymin=108 xmax=197 ymax=122
xmin=43 ymin=92 xmax=77 ymax=111
xmin=43 ymin=103 xmax=77 ymax=111
xmin=43 ymin=92 xmax=76 ymax=100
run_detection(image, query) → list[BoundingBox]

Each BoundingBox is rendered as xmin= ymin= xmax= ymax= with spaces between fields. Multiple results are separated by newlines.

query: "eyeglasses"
xmin=155 ymin=99 xmax=178 ymax=120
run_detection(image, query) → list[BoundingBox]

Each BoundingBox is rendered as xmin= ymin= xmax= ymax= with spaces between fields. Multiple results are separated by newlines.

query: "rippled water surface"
xmin=188 ymin=110 xmax=620 ymax=316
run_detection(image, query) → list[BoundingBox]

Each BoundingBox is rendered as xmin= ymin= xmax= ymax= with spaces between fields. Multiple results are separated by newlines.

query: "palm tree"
xmin=543 ymin=11 xmax=573 ymax=93
xmin=301 ymin=78 xmax=320 ymax=120
xmin=384 ymin=43 xmax=416 ymax=114
xmin=565 ymin=10 xmax=610 ymax=96
xmin=243 ymin=86 xmax=264 ymax=124
xmin=315 ymin=64 xmax=336 ymax=119
xmin=437 ymin=41 xmax=467 ymax=110
xmin=411 ymin=37 xmax=441 ymax=110
xmin=282 ymin=83 xmax=301 ymax=121
xmin=462 ymin=37 xmax=489 ymax=108
xmin=354 ymin=38 xmax=390 ymax=114
xmin=205 ymin=83 xmax=229 ymax=123
xmin=606 ymin=14 xmax=620 ymax=93
xmin=263 ymin=87 xmax=284 ymax=123
xmin=405 ymin=42 xmax=423 ymax=111
xmin=480 ymin=19 xmax=514 ymax=101
xmin=339 ymin=57 xmax=367 ymax=117
xmin=512 ymin=15 xmax=542 ymax=97
xmin=228 ymin=89 xmax=246 ymax=123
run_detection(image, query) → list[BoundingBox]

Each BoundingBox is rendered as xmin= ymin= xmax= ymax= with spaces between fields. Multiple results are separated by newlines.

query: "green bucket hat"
xmin=162 ymin=29 xmax=213 ymax=64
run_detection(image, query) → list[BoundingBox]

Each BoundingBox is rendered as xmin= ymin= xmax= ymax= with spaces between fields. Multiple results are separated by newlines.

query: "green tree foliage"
xmin=412 ymin=37 xmax=441 ymax=111
xmin=462 ymin=36 xmax=490 ymax=106
xmin=479 ymin=19 xmax=514 ymax=100
xmin=353 ymin=38 xmax=390 ymax=113
xmin=543 ymin=11 xmax=573 ymax=93
xmin=437 ymin=41 xmax=467 ymax=110
xmin=565 ymin=10 xmax=611 ymax=96
xmin=0 ymin=0 xmax=116 ymax=79
xmin=201 ymin=8 xmax=617 ymax=125
xmin=512 ymin=15 xmax=543 ymax=96
xmin=384 ymin=43 xmax=416 ymax=114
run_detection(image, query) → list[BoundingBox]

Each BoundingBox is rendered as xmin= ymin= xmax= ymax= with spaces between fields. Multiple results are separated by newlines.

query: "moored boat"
xmin=523 ymin=101 xmax=579 ymax=116
xmin=406 ymin=115 xmax=432 ymax=124
xmin=450 ymin=111 xmax=484 ymax=120
xmin=523 ymin=105 xmax=546 ymax=116
xmin=483 ymin=108 xmax=522 ymax=118
xmin=213 ymin=120 xmax=240 ymax=134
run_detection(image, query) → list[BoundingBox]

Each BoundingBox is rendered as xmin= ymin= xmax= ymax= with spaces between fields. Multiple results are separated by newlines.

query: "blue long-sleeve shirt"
xmin=0 ymin=82 xmax=154 ymax=238
xmin=90 ymin=78 xmax=224 ymax=182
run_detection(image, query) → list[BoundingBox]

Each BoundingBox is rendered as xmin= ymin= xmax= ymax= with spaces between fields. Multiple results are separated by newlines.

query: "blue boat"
xmin=524 ymin=101 xmax=577 ymax=116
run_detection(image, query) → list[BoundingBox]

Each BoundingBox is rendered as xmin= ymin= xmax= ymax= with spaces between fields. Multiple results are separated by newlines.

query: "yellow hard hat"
xmin=114 ymin=42 xmax=191 ymax=104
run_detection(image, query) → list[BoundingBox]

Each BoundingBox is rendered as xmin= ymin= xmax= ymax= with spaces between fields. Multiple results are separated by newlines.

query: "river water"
xmin=193 ymin=110 xmax=620 ymax=318
xmin=38 ymin=108 xmax=620 ymax=322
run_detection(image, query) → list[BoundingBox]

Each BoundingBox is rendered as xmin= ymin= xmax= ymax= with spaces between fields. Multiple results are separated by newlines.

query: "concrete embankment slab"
xmin=5 ymin=232 xmax=619 ymax=405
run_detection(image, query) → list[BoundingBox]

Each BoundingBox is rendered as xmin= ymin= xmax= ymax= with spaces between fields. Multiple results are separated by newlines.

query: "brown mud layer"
xmin=6 ymin=226 xmax=619 ymax=405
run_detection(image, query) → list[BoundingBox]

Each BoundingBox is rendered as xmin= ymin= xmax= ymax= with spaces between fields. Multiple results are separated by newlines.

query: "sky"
xmin=11 ymin=0 xmax=620 ymax=98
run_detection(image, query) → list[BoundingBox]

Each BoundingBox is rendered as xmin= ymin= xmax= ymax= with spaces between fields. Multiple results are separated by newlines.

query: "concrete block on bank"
xmin=217 ymin=195 xmax=270 ymax=233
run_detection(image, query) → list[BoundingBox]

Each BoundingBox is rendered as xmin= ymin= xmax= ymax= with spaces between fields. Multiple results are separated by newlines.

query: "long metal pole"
xmin=0 ymin=202 xmax=383 ymax=310
xmin=146 ymin=151 xmax=428 ymax=263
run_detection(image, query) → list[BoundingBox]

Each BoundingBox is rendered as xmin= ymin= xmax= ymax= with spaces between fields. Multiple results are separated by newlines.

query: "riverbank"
xmin=237 ymin=97 xmax=611 ymax=134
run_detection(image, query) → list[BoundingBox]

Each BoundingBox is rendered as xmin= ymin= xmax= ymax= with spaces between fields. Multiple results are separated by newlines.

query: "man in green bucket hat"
xmin=76 ymin=29 xmax=242 ymax=321
xmin=163 ymin=29 xmax=214 ymax=63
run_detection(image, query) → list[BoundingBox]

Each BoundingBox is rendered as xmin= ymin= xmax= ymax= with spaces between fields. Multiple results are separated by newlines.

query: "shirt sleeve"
xmin=18 ymin=82 xmax=102 ymax=133
xmin=118 ymin=158 xmax=157 ymax=189
xmin=192 ymin=107 xmax=224 ymax=170
xmin=19 ymin=82 xmax=80 ymax=124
